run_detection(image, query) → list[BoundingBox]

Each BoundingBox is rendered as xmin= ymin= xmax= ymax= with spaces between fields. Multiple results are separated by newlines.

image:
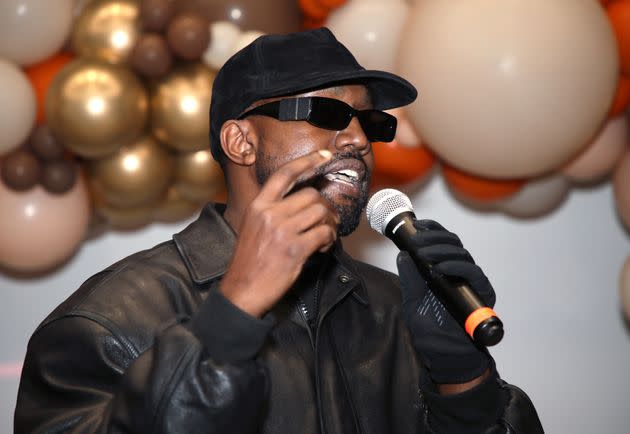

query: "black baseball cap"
xmin=209 ymin=27 xmax=418 ymax=161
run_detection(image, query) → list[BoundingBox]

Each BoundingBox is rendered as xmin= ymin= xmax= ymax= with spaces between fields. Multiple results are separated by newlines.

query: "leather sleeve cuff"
xmin=424 ymin=363 xmax=509 ymax=434
xmin=190 ymin=286 xmax=276 ymax=363
xmin=428 ymin=350 xmax=490 ymax=384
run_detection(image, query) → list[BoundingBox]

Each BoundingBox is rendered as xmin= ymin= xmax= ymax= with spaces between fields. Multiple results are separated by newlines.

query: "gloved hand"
xmin=396 ymin=219 xmax=496 ymax=384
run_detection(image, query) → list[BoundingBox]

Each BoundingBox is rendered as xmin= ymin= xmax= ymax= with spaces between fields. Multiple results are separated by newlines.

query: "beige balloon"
xmin=46 ymin=59 xmax=148 ymax=158
xmin=620 ymin=256 xmax=630 ymax=321
xmin=613 ymin=149 xmax=630 ymax=231
xmin=173 ymin=149 xmax=225 ymax=203
xmin=89 ymin=135 xmax=174 ymax=208
xmin=151 ymin=63 xmax=216 ymax=152
xmin=0 ymin=174 xmax=90 ymax=272
xmin=203 ymin=21 xmax=242 ymax=71
xmin=326 ymin=0 xmax=409 ymax=72
xmin=498 ymin=174 xmax=570 ymax=219
xmin=397 ymin=0 xmax=618 ymax=179
xmin=71 ymin=0 xmax=141 ymax=64
xmin=563 ymin=115 xmax=629 ymax=183
xmin=387 ymin=108 xmax=422 ymax=148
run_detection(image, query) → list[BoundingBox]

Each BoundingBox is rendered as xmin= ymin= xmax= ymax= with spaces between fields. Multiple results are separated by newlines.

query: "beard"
xmin=255 ymin=149 xmax=371 ymax=236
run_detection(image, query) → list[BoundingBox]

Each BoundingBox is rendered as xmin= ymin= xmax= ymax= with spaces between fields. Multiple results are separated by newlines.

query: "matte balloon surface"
xmin=0 ymin=60 xmax=36 ymax=156
xmin=498 ymin=174 xmax=570 ymax=218
xmin=613 ymin=149 xmax=630 ymax=231
xmin=0 ymin=150 xmax=41 ymax=191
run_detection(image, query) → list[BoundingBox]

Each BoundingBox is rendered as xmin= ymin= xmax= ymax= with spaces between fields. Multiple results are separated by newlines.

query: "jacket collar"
xmin=173 ymin=203 xmax=369 ymax=305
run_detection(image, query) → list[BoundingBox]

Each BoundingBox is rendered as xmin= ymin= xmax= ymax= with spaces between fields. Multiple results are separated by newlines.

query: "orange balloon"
xmin=299 ymin=0 xmax=330 ymax=21
xmin=318 ymin=0 xmax=348 ymax=8
xmin=607 ymin=1 xmax=630 ymax=75
xmin=25 ymin=53 xmax=74 ymax=124
xmin=442 ymin=164 xmax=525 ymax=202
xmin=303 ymin=17 xmax=326 ymax=30
xmin=609 ymin=74 xmax=630 ymax=117
xmin=371 ymin=140 xmax=436 ymax=188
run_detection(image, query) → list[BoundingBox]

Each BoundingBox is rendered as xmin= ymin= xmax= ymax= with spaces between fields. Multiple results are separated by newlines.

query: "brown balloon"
xmin=140 ymin=0 xmax=175 ymax=32
xmin=29 ymin=124 xmax=65 ymax=161
xmin=174 ymin=0 xmax=301 ymax=34
xmin=89 ymin=135 xmax=174 ymax=208
xmin=150 ymin=63 xmax=215 ymax=151
xmin=1 ymin=150 xmax=41 ymax=191
xmin=71 ymin=0 xmax=142 ymax=64
xmin=154 ymin=186 xmax=201 ymax=223
xmin=173 ymin=149 xmax=225 ymax=203
xmin=46 ymin=59 xmax=148 ymax=159
xmin=166 ymin=14 xmax=210 ymax=60
xmin=41 ymin=160 xmax=78 ymax=194
xmin=130 ymin=33 xmax=173 ymax=78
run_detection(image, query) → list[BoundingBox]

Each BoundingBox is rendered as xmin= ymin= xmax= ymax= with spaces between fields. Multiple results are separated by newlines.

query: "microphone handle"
xmin=389 ymin=213 xmax=504 ymax=347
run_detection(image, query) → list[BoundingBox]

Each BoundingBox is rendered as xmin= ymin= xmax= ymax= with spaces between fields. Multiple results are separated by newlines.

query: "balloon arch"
xmin=0 ymin=0 xmax=629 ymax=315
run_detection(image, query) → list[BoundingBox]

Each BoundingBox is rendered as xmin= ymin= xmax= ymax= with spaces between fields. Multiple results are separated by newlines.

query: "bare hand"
xmin=220 ymin=150 xmax=339 ymax=318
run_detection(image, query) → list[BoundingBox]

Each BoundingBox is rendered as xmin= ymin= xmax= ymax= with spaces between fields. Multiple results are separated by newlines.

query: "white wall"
xmin=1 ymin=175 xmax=629 ymax=433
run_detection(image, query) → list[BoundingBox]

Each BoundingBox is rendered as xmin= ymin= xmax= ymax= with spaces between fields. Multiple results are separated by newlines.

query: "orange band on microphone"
xmin=464 ymin=307 xmax=497 ymax=338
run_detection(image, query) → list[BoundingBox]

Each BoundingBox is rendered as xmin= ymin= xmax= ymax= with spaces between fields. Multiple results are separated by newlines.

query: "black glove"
xmin=396 ymin=219 xmax=496 ymax=384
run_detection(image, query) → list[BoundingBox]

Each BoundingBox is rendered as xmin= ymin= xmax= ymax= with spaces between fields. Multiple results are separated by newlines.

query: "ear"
xmin=220 ymin=120 xmax=257 ymax=166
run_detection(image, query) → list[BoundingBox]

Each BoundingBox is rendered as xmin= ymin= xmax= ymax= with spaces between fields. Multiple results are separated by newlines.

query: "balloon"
xmin=94 ymin=201 xmax=156 ymax=231
xmin=29 ymin=124 xmax=65 ymax=161
xmin=154 ymin=186 xmax=200 ymax=223
xmin=25 ymin=53 xmax=74 ymax=124
xmin=174 ymin=0 xmax=301 ymax=34
xmin=139 ymin=0 xmax=174 ymax=32
xmin=497 ymin=174 xmax=570 ymax=219
xmin=563 ymin=115 xmax=629 ymax=183
xmin=46 ymin=59 xmax=148 ymax=158
xmin=388 ymin=108 xmax=422 ymax=147
xmin=300 ymin=0 xmax=331 ymax=21
xmin=607 ymin=1 xmax=630 ymax=75
xmin=0 ymin=174 xmax=90 ymax=273
xmin=398 ymin=0 xmax=618 ymax=179
xmin=130 ymin=33 xmax=173 ymax=78
xmin=608 ymin=75 xmax=630 ymax=118
xmin=0 ymin=0 xmax=73 ymax=66
xmin=442 ymin=164 xmax=524 ymax=202
xmin=0 ymin=150 xmax=41 ymax=191
xmin=41 ymin=160 xmax=78 ymax=194
xmin=89 ymin=135 xmax=174 ymax=208
xmin=326 ymin=0 xmax=409 ymax=71
xmin=371 ymin=140 xmax=435 ymax=188
xmin=613 ymin=149 xmax=630 ymax=231
xmin=620 ymin=256 xmax=630 ymax=321
xmin=150 ymin=63 xmax=215 ymax=152
xmin=173 ymin=149 xmax=225 ymax=203
xmin=167 ymin=13 xmax=210 ymax=60
xmin=231 ymin=31 xmax=266 ymax=55
xmin=71 ymin=0 xmax=141 ymax=64
xmin=203 ymin=21 xmax=242 ymax=71
xmin=0 ymin=60 xmax=36 ymax=156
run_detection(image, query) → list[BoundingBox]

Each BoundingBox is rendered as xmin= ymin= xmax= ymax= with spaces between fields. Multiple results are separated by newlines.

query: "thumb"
xmin=396 ymin=251 xmax=428 ymax=303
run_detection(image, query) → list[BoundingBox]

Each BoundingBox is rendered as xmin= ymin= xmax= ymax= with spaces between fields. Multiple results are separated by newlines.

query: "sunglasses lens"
xmin=358 ymin=110 xmax=397 ymax=142
xmin=308 ymin=98 xmax=353 ymax=130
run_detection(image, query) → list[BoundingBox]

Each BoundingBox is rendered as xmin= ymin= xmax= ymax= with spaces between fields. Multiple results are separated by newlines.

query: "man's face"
xmin=250 ymin=84 xmax=374 ymax=236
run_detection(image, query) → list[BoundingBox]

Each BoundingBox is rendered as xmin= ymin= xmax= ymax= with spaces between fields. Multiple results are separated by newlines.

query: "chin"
xmin=321 ymin=186 xmax=368 ymax=237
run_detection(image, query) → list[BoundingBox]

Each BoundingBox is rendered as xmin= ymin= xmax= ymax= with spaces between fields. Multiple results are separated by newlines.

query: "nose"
xmin=334 ymin=116 xmax=370 ymax=155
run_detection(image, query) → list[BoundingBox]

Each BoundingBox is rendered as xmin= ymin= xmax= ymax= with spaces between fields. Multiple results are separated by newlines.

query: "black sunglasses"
xmin=237 ymin=96 xmax=397 ymax=143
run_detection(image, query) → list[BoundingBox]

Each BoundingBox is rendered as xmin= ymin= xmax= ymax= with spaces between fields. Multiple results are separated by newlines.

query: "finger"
xmin=411 ymin=230 xmax=463 ymax=248
xmin=412 ymin=219 xmax=448 ymax=232
xmin=258 ymin=150 xmax=332 ymax=201
xmin=285 ymin=200 xmax=339 ymax=234
xmin=273 ymin=187 xmax=339 ymax=224
xmin=432 ymin=261 xmax=496 ymax=307
xmin=396 ymin=251 xmax=428 ymax=301
xmin=412 ymin=245 xmax=473 ymax=265
xmin=297 ymin=224 xmax=337 ymax=256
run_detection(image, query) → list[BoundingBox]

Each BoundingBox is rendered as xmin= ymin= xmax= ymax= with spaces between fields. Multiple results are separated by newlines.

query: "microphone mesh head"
xmin=366 ymin=188 xmax=414 ymax=235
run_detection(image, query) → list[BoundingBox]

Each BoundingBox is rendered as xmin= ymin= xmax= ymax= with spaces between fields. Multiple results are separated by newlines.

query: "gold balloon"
xmin=151 ymin=63 xmax=215 ymax=152
xmin=95 ymin=201 xmax=156 ymax=231
xmin=71 ymin=0 xmax=141 ymax=64
xmin=46 ymin=59 xmax=148 ymax=158
xmin=89 ymin=135 xmax=174 ymax=208
xmin=154 ymin=187 xmax=201 ymax=223
xmin=173 ymin=149 xmax=225 ymax=203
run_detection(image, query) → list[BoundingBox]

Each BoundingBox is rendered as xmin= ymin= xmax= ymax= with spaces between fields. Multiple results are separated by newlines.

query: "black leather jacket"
xmin=15 ymin=204 xmax=543 ymax=433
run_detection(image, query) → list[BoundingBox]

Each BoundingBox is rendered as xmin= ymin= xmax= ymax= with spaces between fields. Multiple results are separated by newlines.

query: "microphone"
xmin=366 ymin=188 xmax=504 ymax=347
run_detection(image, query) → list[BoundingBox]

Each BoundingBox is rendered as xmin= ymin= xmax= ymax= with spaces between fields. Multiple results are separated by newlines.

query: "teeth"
xmin=337 ymin=169 xmax=358 ymax=180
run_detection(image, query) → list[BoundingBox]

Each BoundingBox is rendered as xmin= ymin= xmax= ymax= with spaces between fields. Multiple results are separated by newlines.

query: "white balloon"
xmin=0 ymin=0 xmax=74 ymax=66
xmin=231 ymin=31 xmax=265 ymax=57
xmin=620 ymin=256 xmax=630 ymax=321
xmin=326 ymin=0 xmax=409 ymax=71
xmin=498 ymin=174 xmax=570 ymax=218
xmin=0 ymin=59 xmax=36 ymax=155
xmin=397 ymin=0 xmax=618 ymax=179
xmin=203 ymin=21 xmax=242 ymax=70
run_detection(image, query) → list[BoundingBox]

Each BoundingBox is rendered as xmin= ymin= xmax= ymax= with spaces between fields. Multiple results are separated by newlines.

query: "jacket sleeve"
xmin=14 ymin=289 xmax=275 ymax=434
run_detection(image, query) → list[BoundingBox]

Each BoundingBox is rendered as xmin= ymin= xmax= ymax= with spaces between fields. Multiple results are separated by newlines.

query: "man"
xmin=15 ymin=28 xmax=543 ymax=433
